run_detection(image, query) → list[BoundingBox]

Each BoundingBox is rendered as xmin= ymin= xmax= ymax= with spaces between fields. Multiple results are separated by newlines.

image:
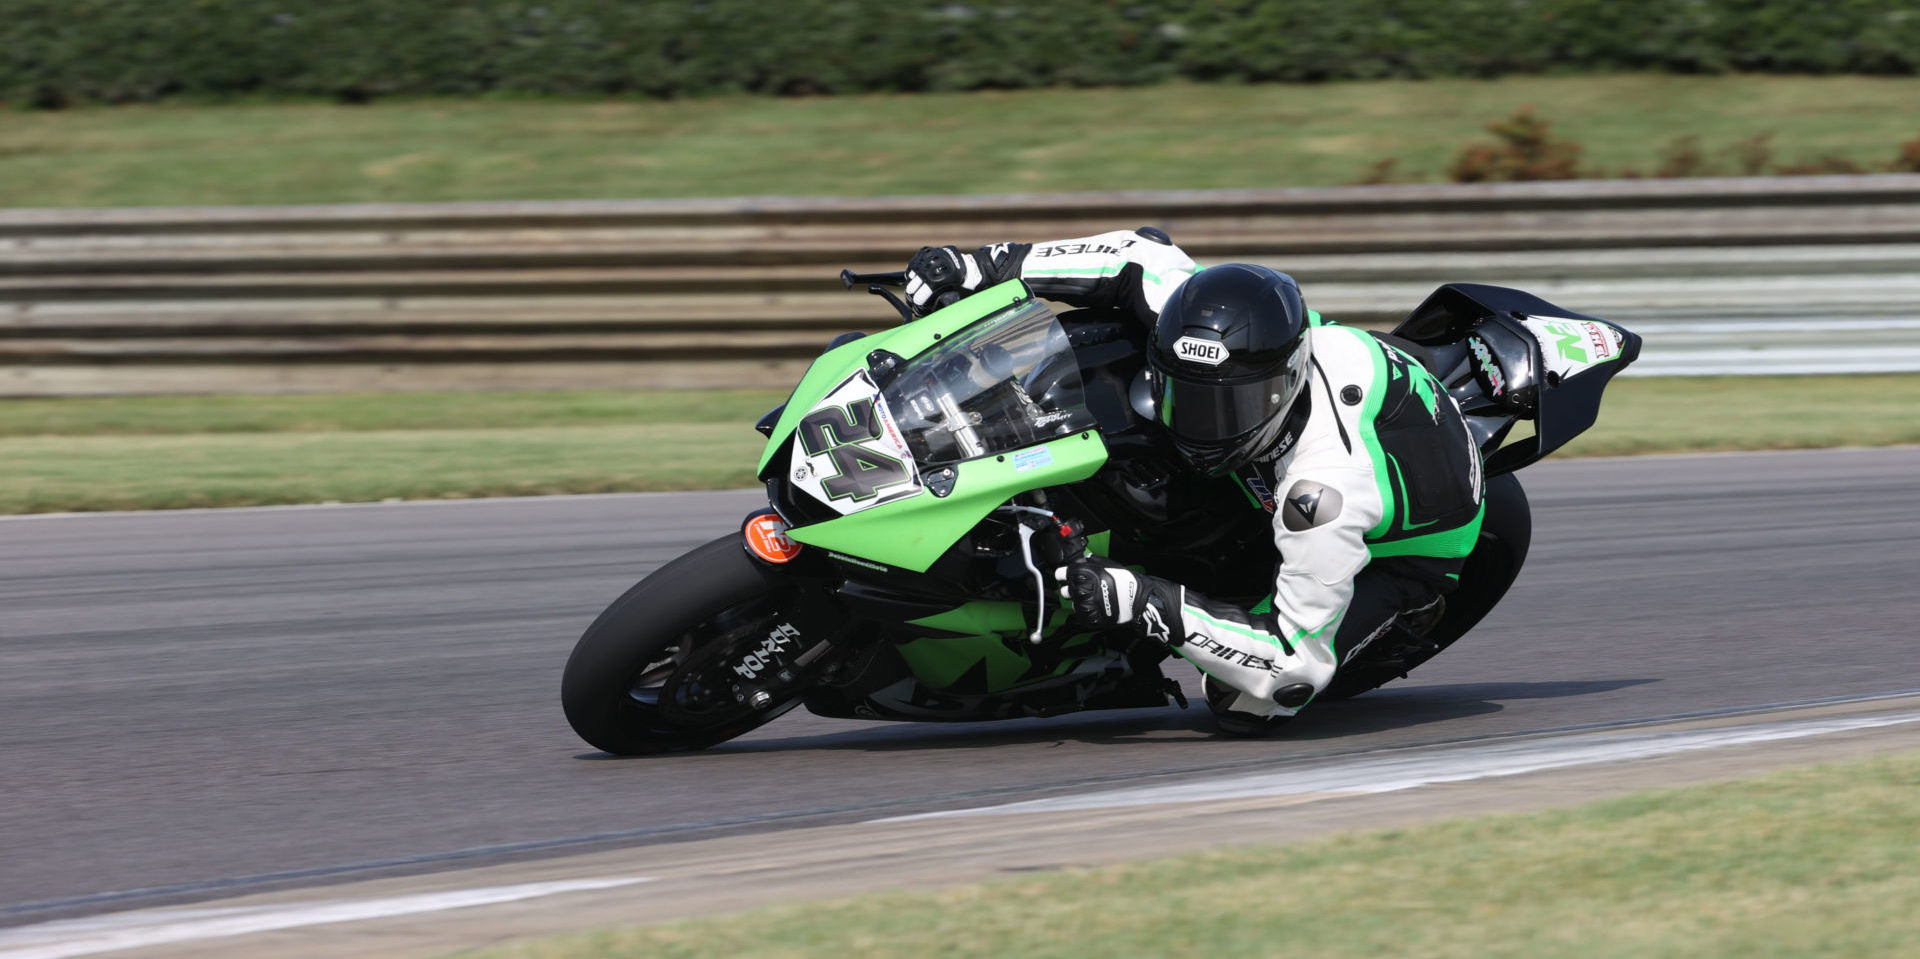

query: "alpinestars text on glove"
xmin=1053 ymin=557 xmax=1182 ymax=646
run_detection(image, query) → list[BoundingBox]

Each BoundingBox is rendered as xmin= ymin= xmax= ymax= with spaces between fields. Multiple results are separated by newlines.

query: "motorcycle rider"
xmin=903 ymin=230 xmax=1486 ymax=733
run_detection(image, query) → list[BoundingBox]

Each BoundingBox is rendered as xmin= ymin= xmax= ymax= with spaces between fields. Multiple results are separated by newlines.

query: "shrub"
xmin=1 ymin=0 xmax=1917 ymax=107
xmin=1447 ymin=107 xmax=1584 ymax=182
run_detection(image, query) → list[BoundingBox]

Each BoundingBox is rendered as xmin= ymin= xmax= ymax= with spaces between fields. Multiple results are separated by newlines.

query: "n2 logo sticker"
xmin=797 ymin=398 xmax=914 ymax=502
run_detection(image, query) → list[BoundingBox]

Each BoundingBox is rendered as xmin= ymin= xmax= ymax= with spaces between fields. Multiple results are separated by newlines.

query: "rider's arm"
xmin=1016 ymin=229 xmax=1199 ymax=320
xmin=905 ymin=228 xmax=1198 ymax=322
xmin=1167 ymin=467 xmax=1383 ymax=716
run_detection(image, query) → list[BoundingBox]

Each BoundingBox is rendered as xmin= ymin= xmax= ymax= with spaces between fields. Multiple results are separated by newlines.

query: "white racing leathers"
xmin=1011 ymin=229 xmax=1201 ymax=316
xmin=1005 ymin=231 xmax=1486 ymax=718
xmin=1169 ymin=326 xmax=1485 ymax=717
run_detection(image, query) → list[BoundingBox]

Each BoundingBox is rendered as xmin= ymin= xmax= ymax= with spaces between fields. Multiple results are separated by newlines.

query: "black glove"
xmin=1054 ymin=557 xmax=1182 ymax=646
xmin=904 ymin=242 xmax=1029 ymax=317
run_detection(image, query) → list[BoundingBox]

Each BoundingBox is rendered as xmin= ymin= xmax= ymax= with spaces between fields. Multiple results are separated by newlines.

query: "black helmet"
xmin=1146 ymin=264 xmax=1312 ymax=475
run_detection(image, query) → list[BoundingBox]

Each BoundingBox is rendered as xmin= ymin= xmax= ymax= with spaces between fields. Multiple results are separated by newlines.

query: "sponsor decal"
xmin=733 ymin=622 xmax=802 ymax=680
xmin=1032 ymin=242 xmax=1122 ymax=258
xmin=871 ymin=387 xmax=914 ymax=467
xmin=1282 ymin=479 xmax=1343 ymax=532
xmin=1468 ymin=335 xmax=1505 ymax=397
xmin=1172 ymin=335 xmax=1228 ymax=366
xmin=1523 ymin=316 xmax=1625 ymax=381
xmin=788 ymin=370 xmax=924 ymax=516
xmin=1010 ymin=446 xmax=1054 ymax=473
xmin=743 ymin=513 xmax=803 ymax=563
xmin=1255 ymin=428 xmax=1301 ymax=463
xmin=1185 ymin=633 xmax=1279 ymax=673
xmin=1289 ymin=487 xmax=1322 ymax=524
xmin=1139 ymin=602 xmax=1171 ymax=644
xmin=827 ymin=550 xmax=891 ymax=572
xmin=1244 ymin=472 xmax=1277 ymax=512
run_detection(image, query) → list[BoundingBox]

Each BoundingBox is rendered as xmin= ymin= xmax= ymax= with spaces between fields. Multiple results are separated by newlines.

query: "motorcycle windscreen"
xmin=882 ymin=299 xmax=1100 ymax=467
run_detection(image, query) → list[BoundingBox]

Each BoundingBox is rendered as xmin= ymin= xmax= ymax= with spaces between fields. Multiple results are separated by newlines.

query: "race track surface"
xmin=3 ymin=447 xmax=1916 ymax=923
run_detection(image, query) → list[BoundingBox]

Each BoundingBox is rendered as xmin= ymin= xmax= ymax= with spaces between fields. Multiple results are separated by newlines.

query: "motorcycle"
xmin=562 ymin=265 xmax=1641 ymax=754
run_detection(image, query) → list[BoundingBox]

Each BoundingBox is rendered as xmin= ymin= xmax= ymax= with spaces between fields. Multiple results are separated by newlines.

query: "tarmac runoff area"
xmin=4 ymin=692 xmax=1917 ymax=959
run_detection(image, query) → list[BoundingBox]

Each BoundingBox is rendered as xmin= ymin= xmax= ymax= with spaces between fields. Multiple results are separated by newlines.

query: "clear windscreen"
xmin=881 ymin=299 xmax=1098 ymax=468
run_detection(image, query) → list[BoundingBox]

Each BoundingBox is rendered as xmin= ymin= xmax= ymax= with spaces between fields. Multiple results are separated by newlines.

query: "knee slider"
xmin=1273 ymin=683 xmax=1315 ymax=709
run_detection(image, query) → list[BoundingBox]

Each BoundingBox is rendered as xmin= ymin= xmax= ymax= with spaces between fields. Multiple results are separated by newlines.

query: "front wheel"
xmin=562 ymin=535 xmax=829 ymax=755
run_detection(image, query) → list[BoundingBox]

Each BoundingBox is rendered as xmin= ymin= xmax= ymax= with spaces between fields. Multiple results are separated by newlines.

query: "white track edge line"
xmin=878 ymin=711 xmax=1920 ymax=822
xmin=0 ymin=877 xmax=651 ymax=959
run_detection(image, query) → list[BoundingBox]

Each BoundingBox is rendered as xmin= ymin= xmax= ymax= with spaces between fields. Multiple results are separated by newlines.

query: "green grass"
xmin=467 ymin=750 xmax=1920 ymax=959
xmin=1562 ymin=374 xmax=1920 ymax=456
xmin=3 ymin=75 xmax=1919 ymax=208
xmin=0 ymin=389 xmax=781 ymax=437
xmin=0 ymin=375 xmax=1915 ymax=514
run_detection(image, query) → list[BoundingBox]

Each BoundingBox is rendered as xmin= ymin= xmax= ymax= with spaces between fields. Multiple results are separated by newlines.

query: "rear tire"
xmin=1318 ymin=472 xmax=1532 ymax=700
xmin=562 ymin=535 xmax=803 ymax=755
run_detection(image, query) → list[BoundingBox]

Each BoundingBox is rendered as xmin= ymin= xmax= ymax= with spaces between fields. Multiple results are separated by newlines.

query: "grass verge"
xmin=0 ymin=375 xmax=1915 ymax=514
xmin=468 ymin=751 xmax=1920 ymax=959
xmin=3 ymin=75 xmax=1920 ymax=208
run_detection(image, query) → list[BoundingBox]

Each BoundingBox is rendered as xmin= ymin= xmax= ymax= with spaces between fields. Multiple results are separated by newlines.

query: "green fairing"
xmin=895 ymin=635 xmax=1034 ymax=691
xmin=899 ymin=602 xmax=1080 ymax=691
xmin=755 ymin=280 xmax=1031 ymax=478
xmin=788 ymin=431 xmax=1109 ymax=572
xmin=1086 ymin=530 xmax=1112 ymax=557
xmin=907 ymin=602 xmax=1031 ymax=636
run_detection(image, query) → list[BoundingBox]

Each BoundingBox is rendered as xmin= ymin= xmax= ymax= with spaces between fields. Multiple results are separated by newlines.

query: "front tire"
xmin=562 ymin=535 xmax=806 ymax=755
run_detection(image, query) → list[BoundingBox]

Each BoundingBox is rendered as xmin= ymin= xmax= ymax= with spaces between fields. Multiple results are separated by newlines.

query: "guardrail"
xmin=4 ymin=175 xmax=1919 ymax=395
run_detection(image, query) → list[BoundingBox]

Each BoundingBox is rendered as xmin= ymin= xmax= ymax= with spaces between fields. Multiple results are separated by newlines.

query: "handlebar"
xmin=840 ymin=269 xmax=906 ymax=289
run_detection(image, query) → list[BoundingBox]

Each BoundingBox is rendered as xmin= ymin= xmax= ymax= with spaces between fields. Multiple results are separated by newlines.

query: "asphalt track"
xmin=3 ymin=446 xmax=1917 ymax=926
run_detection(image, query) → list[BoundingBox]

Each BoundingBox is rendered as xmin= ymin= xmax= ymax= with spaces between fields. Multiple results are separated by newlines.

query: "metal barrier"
xmin=4 ymin=175 xmax=1919 ymax=395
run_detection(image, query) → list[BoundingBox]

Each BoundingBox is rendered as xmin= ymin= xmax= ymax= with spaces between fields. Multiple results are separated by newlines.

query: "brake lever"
xmin=840 ymin=270 xmax=914 ymax=321
xmin=869 ymin=284 xmax=912 ymax=321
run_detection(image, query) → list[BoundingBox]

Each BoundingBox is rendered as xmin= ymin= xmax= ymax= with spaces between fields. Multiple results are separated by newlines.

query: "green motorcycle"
xmin=561 ymin=270 xmax=1640 ymax=754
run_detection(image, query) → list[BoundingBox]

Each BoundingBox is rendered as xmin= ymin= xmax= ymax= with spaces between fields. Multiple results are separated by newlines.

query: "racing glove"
xmin=1054 ymin=557 xmax=1183 ymax=646
xmin=903 ymin=242 xmax=1029 ymax=317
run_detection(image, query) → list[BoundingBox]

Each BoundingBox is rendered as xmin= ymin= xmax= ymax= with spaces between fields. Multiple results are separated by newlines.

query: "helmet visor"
xmin=1151 ymin=347 xmax=1309 ymax=443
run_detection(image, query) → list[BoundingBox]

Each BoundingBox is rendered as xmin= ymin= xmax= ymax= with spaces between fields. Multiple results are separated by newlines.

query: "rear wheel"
xmin=1319 ymin=472 xmax=1532 ymax=700
xmin=562 ymin=535 xmax=828 ymax=755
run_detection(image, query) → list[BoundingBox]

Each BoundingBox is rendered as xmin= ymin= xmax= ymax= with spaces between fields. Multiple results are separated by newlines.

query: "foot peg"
xmin=1400 ymin=596 xmax=1447 ymax=637
xmin=1164 ymin=679 xmax=1190 ymax=709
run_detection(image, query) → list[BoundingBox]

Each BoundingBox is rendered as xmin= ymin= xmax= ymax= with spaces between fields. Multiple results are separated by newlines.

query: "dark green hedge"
xmin=4 ymin=0 xmax=1917 ymax=106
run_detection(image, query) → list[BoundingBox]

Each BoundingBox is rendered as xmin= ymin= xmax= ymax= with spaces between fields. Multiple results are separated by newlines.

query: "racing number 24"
xmin=797 ymin=399 xmax=913 ymax=502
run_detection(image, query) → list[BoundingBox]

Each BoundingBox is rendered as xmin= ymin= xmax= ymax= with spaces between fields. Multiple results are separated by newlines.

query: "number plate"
xmin=788 ymin=371 xmax=923 ymax=515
